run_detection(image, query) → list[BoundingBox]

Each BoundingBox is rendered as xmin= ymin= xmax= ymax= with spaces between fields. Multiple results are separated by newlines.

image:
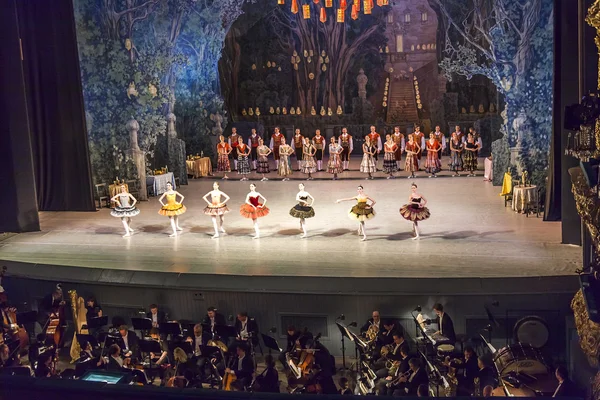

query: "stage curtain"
xmin=16 ymin=0 xmax=95 ymax=211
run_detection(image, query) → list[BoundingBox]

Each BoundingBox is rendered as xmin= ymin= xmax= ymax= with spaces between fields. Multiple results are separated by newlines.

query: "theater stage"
xmin=0 ymin=166 xmax=581 ymax=295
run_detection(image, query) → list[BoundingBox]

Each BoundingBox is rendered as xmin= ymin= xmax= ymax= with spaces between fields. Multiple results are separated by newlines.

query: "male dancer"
xmin=392 ymin=126 xmax=405 ymax=170
xmin=339 ymin=127 xmax=353 ymax=171
xmin=293 ymin=128 xmax=304 ymax=171
xmin=269 ymin=127 xmax=284 ymax=170
xmin=228 ymin=127 xmax=240 ymax=171
xmin=454 ymin=125 xmax=464 ymax=143
xmin=433 ymin=125 xmax=446 ymax=162
xmin=367 ymin=126 xmax=382 ymax=169
xmin=312 ymin=129 xmax=326 ymax=171
xmin=248 ymin=128 xmax=260 ymax=170
xmin=413 ymin=125 xmax=426 ymax=169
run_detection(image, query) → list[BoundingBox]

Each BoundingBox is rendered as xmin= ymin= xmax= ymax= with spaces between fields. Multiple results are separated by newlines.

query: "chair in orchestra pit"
xmin=126 ymin=179 xmax=140 ymax=198
xmin=94 ymin=183 xmax=110 ymax=209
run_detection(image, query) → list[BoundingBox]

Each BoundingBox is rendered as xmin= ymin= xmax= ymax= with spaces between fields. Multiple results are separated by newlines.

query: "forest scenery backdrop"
xmin=72 ymin=0 xmax=553 ymax=188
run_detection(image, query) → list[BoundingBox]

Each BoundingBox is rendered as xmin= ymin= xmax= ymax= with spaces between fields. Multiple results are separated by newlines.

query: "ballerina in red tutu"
xmin=399 ymin=183 xmax=430 ymax=240
xmin=240 ymin=183 xmax=269 ymax=239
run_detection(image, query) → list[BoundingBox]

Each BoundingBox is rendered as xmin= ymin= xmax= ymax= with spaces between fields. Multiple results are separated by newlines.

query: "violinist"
xmin=117 ymin=325 xmax=140 ymax=361
xmin=278 ymin=325 xmax=300 ymax=370
xmin=186 ymin=323 xmax=209 ymax=380
xmin=147 ymin=304 xmax=166 ymax=329
xmin=34 ymin=352 xmax=55 ymax=378
xmin=226 ymin=343 xmax=255 ymax=391
xmin=202 ymin=306 xmax=226 ymax=334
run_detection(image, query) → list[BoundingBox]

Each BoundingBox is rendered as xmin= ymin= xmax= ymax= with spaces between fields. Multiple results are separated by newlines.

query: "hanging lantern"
xmin=327 ymin=107 xmax=333 ymax=116
xmin=337 ymin=105 xmax=343 ymax=115
xmin=364 ymin=0 xmax=372 ymax=14
xmin=313 ymin=0 xmax=319 ymax=3
xmin=337 ymin=8 xmax=345 ymax=22
xmin=303 ymin=4 xmax=310 ymax=19
xmin=290 ymin=107 xmax=296 ymax=115
xmin=242 ymin=108 xmax=247 ymax=116
xmin=255 ymin=107 xmax=261 ymax=116
xmin=269 ymin=107 xmax=275 ymax=114
xmin=248 ymin=108 xmax=254 ymax=116
xmin=291 ymin=0 xmax=299 ymax=14
xmin=276 ymin=107 xmax=281 ymax=114
xmin=296 ymin=107 xmax=301 ymax=115
xmin=377 ymin=0 xmax=383 ymax=6
xmin=278 ymin=0 xmax=284 ymax=4
xmin=340 ymin=0 xmax=347 ymax=10
xmin=282 ymin=107 xmax=287 ymax=114
xmin=311 ymin=107 xmax=317 ymax=115
xmin=319 ymin=7 xmax=327 ymax=22
xmin=320 ymin=106 xmax=326 ymax=116
xmin=351 ymin=5 xmax=359 ymax=20
xmin=325 ymin=0 xmax=332 ymax=7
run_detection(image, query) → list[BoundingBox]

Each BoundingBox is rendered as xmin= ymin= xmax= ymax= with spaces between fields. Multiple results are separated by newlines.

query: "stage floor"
xmin=0 ymin=164 xmax=581 ymax=291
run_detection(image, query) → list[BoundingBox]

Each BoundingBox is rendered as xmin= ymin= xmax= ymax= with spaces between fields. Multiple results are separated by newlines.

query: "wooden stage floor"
xmin=0 ymin=165 xmax=581 ymax=289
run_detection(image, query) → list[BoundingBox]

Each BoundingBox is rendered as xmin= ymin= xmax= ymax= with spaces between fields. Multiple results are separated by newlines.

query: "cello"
xmin=0 ymin=266 xmax=29 ymax=348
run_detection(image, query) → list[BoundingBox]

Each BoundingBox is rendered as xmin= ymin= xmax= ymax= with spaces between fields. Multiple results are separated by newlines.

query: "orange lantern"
xmin=313 ymin=0 xmax=319 ymax=3
xmin=351 ymin=4 xmax=359 ymax=19
xmin=325 ymin=0 xmax=333 ymax=7
xmin=337 ymin=8 xmax=345 ymax=22
xmin=303 ymin=4 xmax=310 ymax=19
xmin=278 ymin=0 xmax=285 ymax=4
xmin=340 ymin=0 xmax=347 ymax=10
xmin=291 ymin=0 xmax=299 ymax=13
xmin=382 ymin=0 xmax=388 ymax=4
xmin=354 ymin=0 xmax=360 ymax=11
xmin=320 ymin=7 xmax=327 ymax=22
xmin=377 ymin=0 xmax=383 ymax=5
xmin=364 ymin=0 xmax=372 ymax=14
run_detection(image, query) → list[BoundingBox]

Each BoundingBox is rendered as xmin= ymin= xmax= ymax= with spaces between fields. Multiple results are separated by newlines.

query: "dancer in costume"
xmin=392 ymin=126 xmax=405 ymax=170
xmin=292 ymin=129 xmax=304 ymax=171
xmin=413 ymin=125 xmax=426 ymax=169
xmin=336 ymin=185 xmax=376 ymax=241
xmin=404 ymin=134 xmax=420 ymax=178
xmin=278 ymin=137 xmax=294 ymax=181
xmin=424 ymin=133 xmax=442 ymax=178
xmin=367 ymin=126 xmax=382 ymax=169
xmin=328 ymin=136 xmax=343 ymax=180
xmin=432 ymin=125 xmax=446 ymax=162
xmin=449 ymin=132 xmax=464 ymax=176
xmin=240 ymin=183 xmax=269 ymax=239
xmin=202 ymin=182 xmax=230 ymax=239
xmin=360 ymin=136 xmax=377 ymax=179
xmin=383 ymin=134 xmax=399 ymax=179
xmin=216 ymin=135 xmax=232 ymax=180
xmin=110 ymin=184 xmax=140 ymax=237
xmin=269 ymin=127 xmax=284 ymax=170
xmin=228 ymin=127 xmax=241 ymax=171
xmin=256 ymin=138 xmax=272 ymax=181
xmin=464 ymin=133 xmax=478 ymax=176
xmin=248 ymin=129 xmax=260 ymax=170
xmin=236 ymin=136 xmax=251 ymax=181
xmin=399 ymin=183 xmax=430 ymax=240
xmin=312 ymin=129 xmax=326 ymax=171
xmin=158 ymin=182 xmax=186 ymax=237
xmin=301 ymin=137 xmax=317 ymax=180
xmin=339 ymin=127 xmax=353 ymax=171
xmin=454 ymin=125 xmax=465 ymax=143
xmin=289 ymin=183 xmax=315 ymax=238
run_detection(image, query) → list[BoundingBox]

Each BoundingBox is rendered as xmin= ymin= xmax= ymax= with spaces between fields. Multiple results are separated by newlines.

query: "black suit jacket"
xmin=285 ymin=331 xmax=301 ymax=353
xmin=234 ymin=318 xmax=259 ymax=340
xmin=360 ymin=318 xmax=381 ymax=333
xmin=387 ymin=340 xmax=409 ymax=361
xmin=232 ymin=355 xmax=255 ymax=382
xmin=202 ymin=313 xmax=227 ymax=330
xmin=406 ymin=368 xmax=429 ymax=396
xmin=189 ymin=333 xmax=208 ymax=355
xmin=146 ymin=310 xmax=166 ymax=326
xmin=453 ymin=357 xmax=479 ymax=382
xmin=478 ymin=366 xmax=496 ymax=389
xmin=106 ymin=356 xmax=124 ymax=372
xmin=437 ymin=313 xmax=456 ymax=344
xmin=117 ymin=331 xmax=140 ymax=359
xmin=554 ymin=379 xmax=581 ymax=397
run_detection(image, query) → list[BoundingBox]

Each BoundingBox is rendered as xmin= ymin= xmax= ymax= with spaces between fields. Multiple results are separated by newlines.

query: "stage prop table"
xmin=146 ymin=172 xmax=175 ymax=196
xmin=186 ymin=157 xmax=212 ymax=178
xmin=512 ymin=185 xmax=537 ymax=213
xmin=108 ymin=183 xmax=129 ymax=208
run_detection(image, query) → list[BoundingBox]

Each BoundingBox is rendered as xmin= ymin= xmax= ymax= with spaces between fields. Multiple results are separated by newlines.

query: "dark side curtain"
xmin=16 ymin=0 xmax=95 ymax=211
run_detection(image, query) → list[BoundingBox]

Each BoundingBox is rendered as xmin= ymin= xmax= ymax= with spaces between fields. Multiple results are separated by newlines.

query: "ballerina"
xmin=336 ymin=185 xmax=376 ymax=241
xmin=424 ymin=133 xmax=442 ymax=178
xmin=360 ymin=136 xmax=377 ymax=180
xmin=236 ymin=136 xmax=251 ymax=181
xmin=449 ymin=132 xmax=464 ymax=177
xmin=110 ymin=185 xmax=140 ymax=237
xmin=240 ymin=183 xmax=269 ymax=239
xmin=289 ymin=183 xmax=315 ymax=238
xmin=399 ymin=183 xmax=430 ymax=240
xmin=158 ymin=182 xmax=186 ymax=237
xmin=327 ymin=136 xmax=343 ymax=180
xmin=404 ymin=134 xmax=420 ymax=179
xmin=256 ymin=138 xmax=272 ymax=181
xmin=301 ymin=137 xmax=317 ymax=180
xmin=216 ymin=135 xmax=232 ymax=180
xmin=382 ymin=134 xmax=398 ymax=179
xmin=278 ymin=137 xmax=294 ymax=181
xmin=202 ymin=182 xmax=231 ymax=238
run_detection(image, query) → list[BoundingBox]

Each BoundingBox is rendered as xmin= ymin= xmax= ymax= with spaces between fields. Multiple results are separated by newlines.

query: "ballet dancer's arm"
xmin=307 ymin=192 xmax=315 ymax=206
xmin=295 ymin=192 xmax=303 ymax=202
xmin=110 ymin=194 xmax=122 ymax=207
xmin=158 ymin=193 xmax=167 ymax=206
xmin=257 ymin=193 xmax=267 ymax=208
xmin=129 ymin=193 xmax=137 ymax=207
xmin=176 ymin=191 xmax=185 ymax=204
xmin=336 ymin=196 xmax=356 ymax=203
xmin=419 ymin=195 xmax=427 ymax=208
xmin=245 ymin=193 xmax=256 ymax=209
xmin=202 ymin=192 xmax=211 ymax=205
xmin=221 ymin=191 xmax=230 ymax=205
xmin=366 ymin=196 xmax=376 ymax=208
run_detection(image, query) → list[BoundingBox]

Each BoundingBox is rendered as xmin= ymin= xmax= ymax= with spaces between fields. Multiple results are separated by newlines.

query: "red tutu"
xmin=399 ymin=204 xmax=430 ymax=222
xmin=240 ymin=203 xmax=269 ymax=219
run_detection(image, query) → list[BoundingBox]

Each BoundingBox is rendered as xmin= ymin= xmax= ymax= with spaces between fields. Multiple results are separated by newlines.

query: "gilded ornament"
xmin=296 ymin=107 xmax=301 ymax=114
xmin=276 ymin=107 xmax=281 ymax=114
xmin=242 ymin=108 xmax=247 ymax=116
xmin=278 ymin=67 xmax=282 ymax=71
xmin=327 ymin=107 xmax=333 ymax=116
xmin=382 ymin=102 xmax=387 ymax=107
xmin=248 ymin=108 xmax=254 ymax=116
xmin=255 ymin=107 xmax=261 ymax=116
xmin=290 ymin=107 xmax=296 ymax=115
xmin=252 ymin=64 xmax=257 ymax=70
xmin=270 ymin=107 xmax=275 ymax=114
xmin=127 ymin=82 xmax=138 ymax=99
xmin=309 ymin=72 xmax=315 ymax=80
xmin=304 ymin=50 xmax=309 ymax=58
xmin=337 ymin=105 xmax=343 ymax=115
xmin=311 ymin=106 xmax=317 ymax=115
xmin=283 ymin=107 xmax=288 ymax=114
xmin=148 ymin=83 xmax=157 ymax=98
xmin=267 ymin=61 xmax=272 ymax=68
xmin=322 ymin=64 xmax=327 ymax=72
xmin=320 ymin=106 xmax=326 ymax=116
xmin=125 ymin=38 xmax=132 ymax=51
xmin=307 ymin=56 xmax=312 ymax=63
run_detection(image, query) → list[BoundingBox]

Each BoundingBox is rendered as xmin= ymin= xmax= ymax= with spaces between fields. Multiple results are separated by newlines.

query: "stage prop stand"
xmin=127 ymin=119 xmax=148 ymax=201
xmin=167 ymin=113 xmax=188 ymax=186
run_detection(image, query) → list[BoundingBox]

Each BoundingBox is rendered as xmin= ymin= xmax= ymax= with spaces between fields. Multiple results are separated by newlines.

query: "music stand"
xmin=348 ymin=330 xmax=364 ymax=375
xmin=0 ymin=367 xmax=32 ymax=376
xmin=76 ymin=334 xmax=99 ymax=349
xmin=15 ymin=310 xmax=37 ymax=342
xmin=87 ymin=316 xmax=108 ymax=330
xmin=261 ymin=333 xmax=282 ymax=354
xmin=131 ymin=317 xmax=152 ymax=337
xmin=214 ymin=325 xmax=236 ymax=340
xmin=139 ymin=339 xmax=162 ymax=368
xmin=159 ymin=322 xmax=181 ymax=339
xmin=198 ymin=345 xmax=220 ymax=358
xmin=335 ymin=322 xmax=353 ymax=372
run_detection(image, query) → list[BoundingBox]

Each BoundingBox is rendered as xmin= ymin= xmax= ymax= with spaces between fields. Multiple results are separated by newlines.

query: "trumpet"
xmin=387 ymin=370 xmax=411 ymax=387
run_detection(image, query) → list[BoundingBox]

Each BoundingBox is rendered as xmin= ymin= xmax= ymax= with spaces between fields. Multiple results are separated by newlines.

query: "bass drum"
xmin=493 ymin=343 xmax=548 ymax=376
xmin=513 ymin=315 xmax=550 ymax=349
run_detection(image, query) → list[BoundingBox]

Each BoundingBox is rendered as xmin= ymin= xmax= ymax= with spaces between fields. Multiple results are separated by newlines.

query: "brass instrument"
xmin=365 ymin=323 xmax=379 ymax=342
xmin=380 ymin=344 xmax=393 ymax=357
xmin=473 ymin=377 xmax=481 ymax=396
xmin=387 ymin=370 xmax=411 ymax=387
xmin=68 ymin=289 xmax=89 ymax=362
xmin=207 ymin=339 xmax=228 ymax=353
xmin=387 ymin=360 xmax=400 ymax=375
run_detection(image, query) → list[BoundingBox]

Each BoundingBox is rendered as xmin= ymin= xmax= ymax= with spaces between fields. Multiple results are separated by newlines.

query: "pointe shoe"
xmin=412 ymin=235 xmax=420 ymax=240
xmin=220 ymin=228 xmax=227 ymax=234
xmin=176 ymin=227 xmax=183 ymax=231
xmin=361 ymin=236 xmax=367 ymax=241
xmin=211 ymin=234 xmax=220 ymax=239
xmin=252 ymin=235 xmax=260 ymax=239
xmin=129 ymin=228 xmax=135 ymax=233
xmin=123 ymin=233 xmax=132 ymax=238
xmin=300 ymin=234 xmax=307 ymax=239
xmin=169 ymin=233 xmax=177 ymax=237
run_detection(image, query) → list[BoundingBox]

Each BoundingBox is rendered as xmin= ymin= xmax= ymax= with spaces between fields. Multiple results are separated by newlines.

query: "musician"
xmin=360 ymin=310 xmax=382 ymax=334
xmin=305 ymin=362 xmax=338 ymax=394
xmin=185 ymin=323 xmax=209 ymax=379
xmin=393 ymin=358 xmax=429 ymax=396
xmin=477 ymin=357 xmax=496 ymax=389
xmin=482 ymin=385 xmax=493 ymax=397
xmin=417 ymin=383 xmax=429 ymax=397
xmin=107 ymin=344 xmax=129 ymax=371
xmin=339 ymin=377 xmax=353 ymax=395
xmin=379 ymin=319 xmax=400 ymax=348
xmin=553 ymin=366 xmax=581 ymax=397
xmin=226 ymin=343 xmax=255 ymax=391
xmin=234 ymin=311 xmax=259 ymax=345
xmin=34 ymin=352 xmax=54 ymax=378
xmin=147 ymin=303 xmax=166 ymax=328
xmin=0 ymin=344 xmax=12 ymax=368
xmin=85 ymin=296 xmax=103 ymax=320
xmin=202 ymin=306 xmax=227 ymax=334
xmin=447 ymin=346 xmax=479 ymax=395
xmin=117 ymin=324 xmax=140 ymax=360
xmin=374 ymin=332 xmax=408 ymax=377
xmin=306 ymin=337 xmax=334 ymax=378
xmin=376 ymin=345 xmax=411 ymax=395
xmin=149 ymin=328 xmax=168 ymax=365
xmin=0 ymin=302 xmax=18 ymax=332
xmin=79 ymin=340 xmax=104 ymax=367
xmin=432 ymin=303 xmax=456 ymax=344
xmin=253 ymin=354 xmax=280 ymax=393
xmin=278 ymin=325 xmax=301 ymax=369
xmin=40 ymin=287 xmax=65 ymax=314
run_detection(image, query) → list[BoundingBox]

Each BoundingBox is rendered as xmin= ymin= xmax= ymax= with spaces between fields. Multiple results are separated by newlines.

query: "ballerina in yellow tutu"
xmin=158 ymin=182 xmax=186 ymax=237
xmin=336 ymin=185 xmax=376 ymax=241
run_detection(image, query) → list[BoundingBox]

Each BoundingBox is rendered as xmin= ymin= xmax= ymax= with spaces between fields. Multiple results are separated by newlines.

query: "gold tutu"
xmin=158 ymin=203 xmax=186 ymax=217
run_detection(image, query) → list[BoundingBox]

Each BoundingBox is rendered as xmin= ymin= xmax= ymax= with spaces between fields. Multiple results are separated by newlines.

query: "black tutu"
xmin=289 ymin=204 xmax=315 ymax=219
xmin=111 ymin=206 xmax=140 ymax=218
xmin=399 ymin=204 xmax=430 ymax=222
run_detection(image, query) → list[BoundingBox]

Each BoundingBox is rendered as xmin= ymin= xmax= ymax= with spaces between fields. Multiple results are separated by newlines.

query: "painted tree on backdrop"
xmin=430 ymin=0 xmax=553 ymax=186
xmin=269 ymin=0 xmax=388 ymax=112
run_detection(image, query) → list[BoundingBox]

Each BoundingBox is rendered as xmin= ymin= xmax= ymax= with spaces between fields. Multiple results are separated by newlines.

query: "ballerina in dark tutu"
xmin=399 ymin=183 xmax=430 ymax=240
xmin=289 ymin=183 xmax=315 ymax=238
xmin=336 ymin=185 xmax=376 ymax=241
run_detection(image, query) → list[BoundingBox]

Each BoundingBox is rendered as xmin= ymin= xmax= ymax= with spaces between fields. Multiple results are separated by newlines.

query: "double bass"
xmin=45 ymin=285 xmax=66 ymax=347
